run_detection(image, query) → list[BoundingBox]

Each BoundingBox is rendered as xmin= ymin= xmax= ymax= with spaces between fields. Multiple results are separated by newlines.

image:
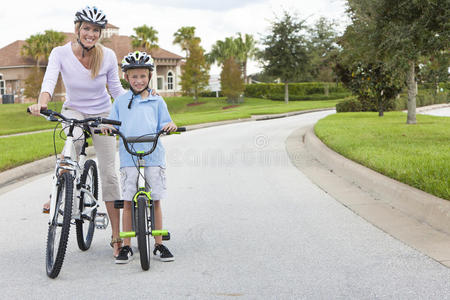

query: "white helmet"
xmin=121 ymin=51 xmax=155 ymax=72
xmin=74 ymin=6 xmax=107 ymax=28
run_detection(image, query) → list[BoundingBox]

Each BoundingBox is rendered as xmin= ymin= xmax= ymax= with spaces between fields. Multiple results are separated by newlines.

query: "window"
xmin=157 ymin=76 xmax=164 ymax=90
xmin=0 ymin=74 xmax=4 ymax=95
xmin=167 ymin=71 xmax=174 ymax=90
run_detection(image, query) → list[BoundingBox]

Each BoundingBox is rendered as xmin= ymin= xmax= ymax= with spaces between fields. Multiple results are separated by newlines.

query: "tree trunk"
xmin=378 ymin=99 xmax=384 ymax=117
xmin=324 ymin=83 xmax=329 ymax=96
xmin=284 ymin=82 xmax=289 ymax=104
xmin=243 ymin=60 xmax=247 ymax=84
xmin=406 ymin=61 xmax=417 ymax=124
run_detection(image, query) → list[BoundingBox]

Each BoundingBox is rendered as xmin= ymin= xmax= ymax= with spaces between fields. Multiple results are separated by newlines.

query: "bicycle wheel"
xmin=46 ymin=172 xmax=73 ymax=278
xmin=137 ymin=196 xmax=152 ymax=270
xmin=76 ymin=159 xmax=98 ymax=251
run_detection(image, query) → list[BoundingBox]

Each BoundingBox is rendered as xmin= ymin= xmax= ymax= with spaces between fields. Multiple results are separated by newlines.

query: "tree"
xmin=307 ymin=17 xmax=339 ymax=93
xmin=180 ymin=39 xmax=210 ymax=101
xmin=131 ymin=25 xmax=159 ymax=51
xmin=21 ymin=30 xmax=65 ymax=67
xmin=220 ymin=57 xmax=244 ymax=104
xmin=234 ymin=33 xmax=257 ymax=84
xmin=208 ymin=34 xmax=257 ymax=84
xmin=21 ymin=30 xmax=65 ymax=99
xmin=173 ymin=26 xmax=198 ymax=58
xmin=345 ymin=0 xmax=449 ymax=124
xmin=260 ymin=11 xmax=310 ymax=103
xmin=207 ymin=37 xmax=237 ymax=66
xmin=335 ymin=61 xmax=403 ymax=116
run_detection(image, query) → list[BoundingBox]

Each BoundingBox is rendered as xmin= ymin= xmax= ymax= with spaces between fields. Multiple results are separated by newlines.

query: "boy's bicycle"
xmin=94 ymin=126 xmax=184 ymax=270
xmin=28 ymin=108 xmax=121 ymax=278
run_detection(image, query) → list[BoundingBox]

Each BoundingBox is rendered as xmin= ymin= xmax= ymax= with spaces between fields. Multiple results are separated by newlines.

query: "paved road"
xmin=2 ymin=110 xmax=450 ymax=299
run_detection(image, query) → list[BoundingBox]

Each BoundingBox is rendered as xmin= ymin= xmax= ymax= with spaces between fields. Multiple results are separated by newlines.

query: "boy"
xmin=103 ymin=51 xmax=177 ymax=264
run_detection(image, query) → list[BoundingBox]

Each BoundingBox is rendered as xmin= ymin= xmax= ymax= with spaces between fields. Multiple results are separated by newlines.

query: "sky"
xmin=0 ymin=0 xmax=349 ymax=75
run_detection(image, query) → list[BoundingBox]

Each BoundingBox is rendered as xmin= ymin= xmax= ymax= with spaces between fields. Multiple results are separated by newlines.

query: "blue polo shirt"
xmin=109 ymin=90 xmax=172 ymax=168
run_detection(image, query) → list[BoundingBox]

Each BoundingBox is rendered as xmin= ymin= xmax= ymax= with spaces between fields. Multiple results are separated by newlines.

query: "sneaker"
xmin=153 ymin=244 xmax=174 ymax=262
xmin=115 ymin=246 xmax=133 ymax=264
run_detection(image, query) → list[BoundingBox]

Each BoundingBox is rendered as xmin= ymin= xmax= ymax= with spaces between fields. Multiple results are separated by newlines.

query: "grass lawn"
xmin=314 ymin=112 xmax=450 ymax=200
xmin=0 ymin=96 xmax=342 ymax=171
xmin=0 ymin=130 xmax=65 ymax=171
xmin=0 ymin=102 xmax=64 ymax=135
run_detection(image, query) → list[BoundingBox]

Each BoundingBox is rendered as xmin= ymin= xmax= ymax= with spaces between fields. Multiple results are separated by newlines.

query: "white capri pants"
xmin=61 ymin=105 xmax=120 ymax=202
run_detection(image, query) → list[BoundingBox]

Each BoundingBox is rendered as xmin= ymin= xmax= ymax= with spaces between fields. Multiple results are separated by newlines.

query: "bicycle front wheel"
xmin=76 ymin=159 xmax=98 ymax=251
xmin=46 ymin=172 xmax=73 ymax=278
xmin=137 ymin=196 xmax=152 ymax=270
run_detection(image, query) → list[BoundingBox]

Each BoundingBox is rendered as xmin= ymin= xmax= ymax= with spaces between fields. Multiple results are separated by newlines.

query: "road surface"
xmin=1 ymin=110 xmax=450 ymax=299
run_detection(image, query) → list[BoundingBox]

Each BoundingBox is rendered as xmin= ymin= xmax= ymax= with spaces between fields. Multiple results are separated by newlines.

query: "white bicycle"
xmin=28 ymin=108 xmax=121 ymax=278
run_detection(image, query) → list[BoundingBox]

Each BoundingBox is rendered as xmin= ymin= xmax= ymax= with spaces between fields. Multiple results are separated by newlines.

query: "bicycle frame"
xmin=48 ymin=121 xmax=98 ymax=224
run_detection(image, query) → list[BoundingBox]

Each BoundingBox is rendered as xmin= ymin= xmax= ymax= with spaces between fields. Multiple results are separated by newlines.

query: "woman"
xmin=28 ymin=6 xmax=147 ymax=258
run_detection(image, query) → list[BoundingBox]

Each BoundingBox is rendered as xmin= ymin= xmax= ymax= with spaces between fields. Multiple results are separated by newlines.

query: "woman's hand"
xmin=162 ymin=122 xmax=177 ymax=133
xmin=28 ymin=103 xmax=47 ymax=116
xmin=150 ymin=89 xmax=159 ymax=96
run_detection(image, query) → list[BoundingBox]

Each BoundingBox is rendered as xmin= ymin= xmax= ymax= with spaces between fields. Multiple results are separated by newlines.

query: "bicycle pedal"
xmin=162 ymin=232 xmax=171 ymax=241
xmin=95 ymin=212 xmax=109 ymax=229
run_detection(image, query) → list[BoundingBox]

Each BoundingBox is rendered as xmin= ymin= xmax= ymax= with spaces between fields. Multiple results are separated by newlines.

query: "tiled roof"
xmin=0 ymin=33 xmax=182 ymax=68
xmin=106 ymin=23 xmax=119 ymax=29
xmin=0 ymin=40 xmax=37 ymax=67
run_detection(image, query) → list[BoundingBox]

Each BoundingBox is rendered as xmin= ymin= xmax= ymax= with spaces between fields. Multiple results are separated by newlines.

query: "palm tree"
xmin=234 ymin=33 xmax=257 ymax=84
xmin=173 ymin=26 xmax=198 ymax=58
xmin=21 ymin=30 xmax=65 ymax=67
xmin=207 ymin=37 xmax=238 ymax=66
xmin=131 ymin=25 xmax=159 ymax=51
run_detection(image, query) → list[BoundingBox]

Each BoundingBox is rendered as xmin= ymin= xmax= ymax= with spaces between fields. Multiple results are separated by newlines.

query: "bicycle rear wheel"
xmin=137 ymin=196 xmax=152 ymax=270
xmin=76 ymin=159 xmax=98 ymax=250
xmin=46 ymin=172 xmax=73 ymax=278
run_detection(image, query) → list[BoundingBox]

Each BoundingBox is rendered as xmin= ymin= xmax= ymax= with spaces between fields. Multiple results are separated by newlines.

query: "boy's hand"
xmin=162 ymin=122 xmax=177 ymax=133
xmin=100 ymin=125 xmax=114 ymax=135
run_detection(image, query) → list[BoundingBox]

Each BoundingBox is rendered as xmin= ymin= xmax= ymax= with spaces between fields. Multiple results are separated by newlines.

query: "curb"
xmin=0 ymin=146 xmax=96 ymax=189
xmin=286 ymin=125 xmax=450 ymax=267
xmin=304 ymin=126 xmax=450 ymax=234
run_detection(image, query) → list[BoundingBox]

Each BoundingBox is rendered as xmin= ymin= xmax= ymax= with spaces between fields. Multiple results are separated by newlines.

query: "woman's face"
xmin=77 ymin=23 xmax=101 ymax=48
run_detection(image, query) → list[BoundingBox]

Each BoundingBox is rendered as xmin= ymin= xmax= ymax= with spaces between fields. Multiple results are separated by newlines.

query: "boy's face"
xmin=126 ymin=68 xmax=151 ymax=92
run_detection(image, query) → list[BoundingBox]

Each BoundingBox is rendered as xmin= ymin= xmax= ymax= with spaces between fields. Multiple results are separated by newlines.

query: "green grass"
xmin=0 ymin=130 xmax=65 ymax=171
xmin=0 ymin=96 xmax=342 ymax=171
xmin=315 ymin=112 xmax=450 ymax=200
xmin=0 ymin=102 xmax=63 ymax=135
xmin=166 ymin=96 xmax=341 ymax=126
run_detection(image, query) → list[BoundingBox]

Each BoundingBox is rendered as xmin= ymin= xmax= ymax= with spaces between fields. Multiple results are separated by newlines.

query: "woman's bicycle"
xmin=28 ymin=108 xmax=121 ymax=278
xmin=94 ymin=126 xmax=184 ymax=270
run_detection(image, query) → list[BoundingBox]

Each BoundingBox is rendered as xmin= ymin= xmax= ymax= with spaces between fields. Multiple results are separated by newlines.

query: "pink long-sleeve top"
xmin=41 ymin=42 xmax=126 ymax=114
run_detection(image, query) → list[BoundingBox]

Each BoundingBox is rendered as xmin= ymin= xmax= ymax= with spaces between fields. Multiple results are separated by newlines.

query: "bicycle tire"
xmin=76 ymin=159 xmax=98 ymax=251
xmin=137 ymin=196 xmax=151 ymax=270
xmin=46 ymin=172 xmax=73 ymax=278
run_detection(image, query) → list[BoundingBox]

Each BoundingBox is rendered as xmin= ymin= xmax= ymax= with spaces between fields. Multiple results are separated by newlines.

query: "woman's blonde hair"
xmin=75 ymin=22 xmax=104 ymax=79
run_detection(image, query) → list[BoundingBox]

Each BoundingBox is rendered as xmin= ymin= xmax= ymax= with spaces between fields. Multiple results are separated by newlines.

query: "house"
xmin=0 ymin=23 xmax=184 ymax=103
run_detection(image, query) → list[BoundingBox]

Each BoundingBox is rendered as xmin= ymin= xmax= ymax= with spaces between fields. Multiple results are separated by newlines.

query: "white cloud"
xmin=0 ymin=0 xmax=348 ymax=75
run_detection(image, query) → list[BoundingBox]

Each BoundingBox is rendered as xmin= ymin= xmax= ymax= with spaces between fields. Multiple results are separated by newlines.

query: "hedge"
xmin=336 ymin=98 xmax=362 ymax=112
xmin=268 ymin=92 xmax=351 ymax=101
xmin=244 ymin=82 xmax=348 ymax=98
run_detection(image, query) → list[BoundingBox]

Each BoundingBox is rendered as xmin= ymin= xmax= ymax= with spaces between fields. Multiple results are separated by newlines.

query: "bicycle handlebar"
xmin=27 ymin=108 xmax=122 ymax=126
xmin=93 ymin=127 xmax=185 ymax=157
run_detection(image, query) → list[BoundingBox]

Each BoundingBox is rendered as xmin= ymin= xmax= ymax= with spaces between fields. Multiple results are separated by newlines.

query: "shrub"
xmin=244 ymin=82 xmax=348 ymax=98
xmin=199 ymin=90 xmax=223 ymax=97
xmin=268 ymin=92 xmax=351 ymax=101
xmin=336 ymin=98 xmax=362 ymax=112
xmin=120 ymin=79 xmax=130 ymax=89
xmin=395 ymin=89 xmax=449 ymax=110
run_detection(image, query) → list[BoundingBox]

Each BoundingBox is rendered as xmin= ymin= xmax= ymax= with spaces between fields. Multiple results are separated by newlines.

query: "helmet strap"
xmin=128 ymin=80 xmax=151 ymax=109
